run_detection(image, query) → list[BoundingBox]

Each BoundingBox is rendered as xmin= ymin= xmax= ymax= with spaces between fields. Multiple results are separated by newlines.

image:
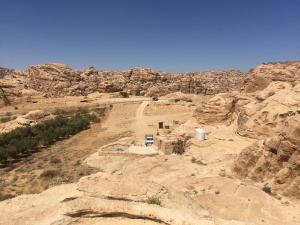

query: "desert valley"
xmin=0 ymin=61 xmax=299 ymax=225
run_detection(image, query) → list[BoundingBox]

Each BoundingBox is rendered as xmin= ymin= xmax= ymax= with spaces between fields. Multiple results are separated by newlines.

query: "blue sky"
xmin=0 ymin=0 xmax=299 ymax=72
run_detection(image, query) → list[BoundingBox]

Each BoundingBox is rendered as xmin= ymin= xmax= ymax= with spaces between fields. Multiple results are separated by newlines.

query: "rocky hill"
xmin=0 ymin=63 xmax=245 ymax=102
xmin=242 ymin=61 xmax=300 ymax=92
xmin=194 ymin=60 xmax=300 ymax=199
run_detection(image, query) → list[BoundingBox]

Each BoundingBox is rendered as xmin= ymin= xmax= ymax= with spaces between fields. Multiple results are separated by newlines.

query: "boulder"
xmin=193 ymin=93 xmax=237 ymax=124
xmin=24 ymin=110 xmax=48 ymax=120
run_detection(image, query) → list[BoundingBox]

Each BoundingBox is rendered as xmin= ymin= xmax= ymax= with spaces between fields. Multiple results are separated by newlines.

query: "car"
xmin=145 ymin=134 xmax=154 ymax=146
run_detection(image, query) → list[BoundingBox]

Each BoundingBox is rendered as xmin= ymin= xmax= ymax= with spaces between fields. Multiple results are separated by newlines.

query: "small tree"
xmin=173 ymin=139 xmax=185 ymax=155
xmin=0 ymin=148 xmax=8 ymax=161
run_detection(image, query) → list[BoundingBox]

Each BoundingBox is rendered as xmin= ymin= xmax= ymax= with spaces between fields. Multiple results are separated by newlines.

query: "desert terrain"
xmin=0 ymin=61 xmax=299 ymax=225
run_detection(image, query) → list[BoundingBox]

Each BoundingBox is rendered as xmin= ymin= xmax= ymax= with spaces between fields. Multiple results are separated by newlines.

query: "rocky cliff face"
xmin=193 ymin=61 xmax=300 ymax=198
xmin=242 ymin=61 xmax=300 ymax=93
xmin=0 ymin=63 xmax=245 ymax=99
xmin=234 ymin=83 xmax=300 ymax=198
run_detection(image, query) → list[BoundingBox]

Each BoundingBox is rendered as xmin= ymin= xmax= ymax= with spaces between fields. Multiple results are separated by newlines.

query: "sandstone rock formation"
xmin=162 ymin=92 xmax=195 ymax=102
xmin=234 ymin=82 xmax=300 ymax=198
xmin=233 ymin=132 xmax=300 ymax=199
xmin=193 ymin=93 xmax=237 ymax=124
xmin=243 ymin=61 xmax=300 ymax=92
xmin=1 ymin=153 xmax=299 ymax=225
xmin=237 ymin=82 xmax=300 ymax=138
xmin=0 ymin=60 xmax=300 ymax=224
xmin=193 ymin=61 xmax=300 ymax=199
xmin=0 ymin=63 xmax=245 ymax=99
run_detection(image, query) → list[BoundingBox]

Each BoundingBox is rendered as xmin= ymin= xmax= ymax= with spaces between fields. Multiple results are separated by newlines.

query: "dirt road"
xmin=135 ymin=101 xmax=149 ymax=142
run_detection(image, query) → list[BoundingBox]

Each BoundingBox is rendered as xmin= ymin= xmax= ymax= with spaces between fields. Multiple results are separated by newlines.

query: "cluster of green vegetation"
xmin=262 ymin=185 xmax=273 ymax=195
xmin=0 ymin=116 xmax=12 ymax=123
xmin=146 ymin=196 xmax=161 ymax=206
xmin=173 ymin=136 xmax=191 ymax=155
xmin=0 ymin=112 xmax=14 ymax=123
xmin=0 ymin=113 xmax=98 ymax=162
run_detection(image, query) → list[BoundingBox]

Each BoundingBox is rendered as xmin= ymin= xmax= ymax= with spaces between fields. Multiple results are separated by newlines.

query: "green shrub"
xmin=146 ymin=196 xmax=161 ymax=205
xmin=0 ymin=148 xmax=9 ymax=161
xmin=262 ymin=185 xmax=272 ymax=195
xmin=40 ymin=169 xmax=59 ymax=178
xmin=172 ymin=136 xmax=191 ymax=155
xmin=173 ymin=140 xmax=185 ymax=155
xmin=53 ymin=108 xmax=68 ymax=115
xmin=78 ymin=107 xmax=89 ymax=114
xmin=0 ymin=116 xmax=12 ymax=123
xmin=5 ymin=112 xmax=12 ymax=117
xmin=0 ymin=112 xmax=97 ymax=163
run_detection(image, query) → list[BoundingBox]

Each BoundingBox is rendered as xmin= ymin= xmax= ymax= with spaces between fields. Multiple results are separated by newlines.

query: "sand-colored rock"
xmin=193 ymin=93 xmax=237 ymax=124
xmin=0 ymin=110 xmax=52 ymax=133
xmin=1 ymin=63 xmax=245 ymax=99
xmin=243 ymin=61 xmax=300 ymax=92
xmin=163 ymin=91 xmax=195 ymax=102
xmin=0 ymin=60 xmax=300 ymax=224
xmin=24 ymin=110 xmax=49 ymax=120
xmin=234 ymin=113 xmax=300 ymax=198
xmin=191 ymin=62 xmax=300 ymax=199
xmin=237 ymin=82 xmax=300 ymax=138
xmin=232 ymin=64 xmax=300 ymax=199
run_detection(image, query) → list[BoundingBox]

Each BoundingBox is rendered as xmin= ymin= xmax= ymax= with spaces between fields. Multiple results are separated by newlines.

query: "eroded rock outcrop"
xmin=193 ymin=93 xmax=237 ymax=124
xmin=243 ymin=61 xmax=300 ymax=92
xmin=234 ymin=64 xmax=300 ymax=198
xmin=192 ymin=61 xmax=300 ymax=198
xmin=234 ymin=115 xmax=300 ymax=198
xmin=237 ymin=82 xmax=300 ymax=138
xmin=1 ymin=154 xmax=298 ymax=225
xmin=233 ymin=84 xmax=300 ymax=198
xmin=1 ymin=63 xmax=245 ymax=99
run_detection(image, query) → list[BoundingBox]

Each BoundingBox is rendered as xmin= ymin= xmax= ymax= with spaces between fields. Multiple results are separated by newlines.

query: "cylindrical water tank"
xmin=195 ymin=128 xmax=205 ymax=140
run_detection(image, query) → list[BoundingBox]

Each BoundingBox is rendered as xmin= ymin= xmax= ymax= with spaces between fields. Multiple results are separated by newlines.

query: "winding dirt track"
xmin=135 ymin=101 xmax=148 ymax=141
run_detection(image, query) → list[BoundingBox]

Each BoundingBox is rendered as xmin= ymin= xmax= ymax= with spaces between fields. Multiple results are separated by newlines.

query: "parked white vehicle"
xmin=145 ymin=134 xmax=154 ymax=146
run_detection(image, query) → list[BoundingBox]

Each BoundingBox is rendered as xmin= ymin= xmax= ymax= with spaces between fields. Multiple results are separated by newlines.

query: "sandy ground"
xmin=0 ymin=100 xmax=141 ymax=199
xmin=83 ymin=117 xmax=300 ymax=225
xmin=0 ymin=95 xmax=150 ymax=116
xmin=0 ymin=96 xmax=299 ymax=225
xmin=0 ymin=97 xmax=193 ymax=200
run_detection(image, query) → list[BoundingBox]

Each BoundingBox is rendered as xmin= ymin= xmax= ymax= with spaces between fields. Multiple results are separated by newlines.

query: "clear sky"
xmin=0 ymin=0 xmax=299 ymax=72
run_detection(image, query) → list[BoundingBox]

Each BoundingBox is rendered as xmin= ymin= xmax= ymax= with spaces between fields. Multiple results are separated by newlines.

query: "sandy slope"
xmin=0 ymin=99 xmax=299 ymax=225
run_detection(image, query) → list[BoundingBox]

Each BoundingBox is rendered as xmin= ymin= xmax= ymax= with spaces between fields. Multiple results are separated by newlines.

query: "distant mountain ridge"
xmin=0 ymin=63 xmax=245 ymax=101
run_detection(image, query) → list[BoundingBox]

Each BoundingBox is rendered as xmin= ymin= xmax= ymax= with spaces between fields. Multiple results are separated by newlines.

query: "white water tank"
xmin=195 ymin=128 xmax=205 ymax=140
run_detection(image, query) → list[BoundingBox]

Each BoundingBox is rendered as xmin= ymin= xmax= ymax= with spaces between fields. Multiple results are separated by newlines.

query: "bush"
xmin=146 ymin=196 xmax=161 ymax=205
xmin=173 ymin=140 xmax=185 ymax=155
xmin=262 ymin=185 xmax=272 ymax=195
xmin=40 ymin=170 xmax=59 ymax=178
xmin=0 ymin=148 xmax=9 ymax=161
xmin=0 ymin=112 xmax=98 ymax=163
xmin=0 ymin=116 xmax=12 ymax=123
xmin=53 ymin=108 xmax=68 ymax=115
xmin=5 ymin=112 xmax=12 ymax=117
xmin=172 ymin=136 xmax=191 ymax=155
